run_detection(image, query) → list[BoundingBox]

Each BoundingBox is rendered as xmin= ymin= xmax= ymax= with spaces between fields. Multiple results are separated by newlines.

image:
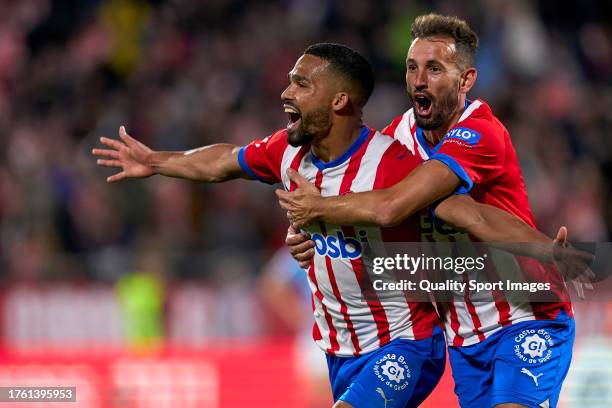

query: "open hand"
xmin=275 ymin=169 xmax=322 ymax=229
xmin=92 ymin=126 xmax=155 ymax=182
xmin=553 ymin=226 xmax=595 ymax=299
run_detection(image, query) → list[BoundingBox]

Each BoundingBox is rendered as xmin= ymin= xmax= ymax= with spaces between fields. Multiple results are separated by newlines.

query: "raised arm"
xmin=92 ymin=126 xmax=248 ymax=183
xmin=277 ymin=160 xmax=460 ymax=228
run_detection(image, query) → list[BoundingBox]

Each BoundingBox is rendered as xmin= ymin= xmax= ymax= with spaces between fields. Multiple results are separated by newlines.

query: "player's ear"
xmin=331 ymin=92 xmax=350 ymax=112
xmin=460 ymin=67 xmax=477 ymax=94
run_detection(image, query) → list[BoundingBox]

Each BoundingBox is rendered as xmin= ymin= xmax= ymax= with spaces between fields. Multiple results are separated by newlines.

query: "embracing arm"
xmin=92 ymin=126 xmax=248 ymax=183
xmin=277 ymin=160 xmax=460 ymax=228
xmin=434 ymin=194 xmax=552 ymax=260
xmin=435 ymin=194 xmax=595 ymax=294
xmin=284 ymin=185 xmax=593 ymax=295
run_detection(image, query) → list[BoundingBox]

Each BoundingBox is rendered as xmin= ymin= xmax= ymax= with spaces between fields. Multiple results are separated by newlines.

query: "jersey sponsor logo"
xmin=373 ymin=353 xmax=411 ymax=391
xmin=311 ymin=230 xmax=368 ymax=259
xmin=514 ymin=329 xmax=554 ymax=364
xmin=443 ymin=127 xmax=481 ymax=146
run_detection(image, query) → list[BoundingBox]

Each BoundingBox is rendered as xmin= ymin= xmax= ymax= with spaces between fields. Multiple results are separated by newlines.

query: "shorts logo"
xmin=521 ymin=334 xmax=547 ymax=358
xmin=443 ymin=127 xmax=481 ymax=146
xmin=514 ymin=329 xmax=554 ymax=364
xmin=375 ymin=388 xmax=393 ymax=408
xmin=373 ymin=353 xmax=411 ymax=391
xmin=381 ymin=361 xmax=405 ymax=383
xmin=520 ymin=367 xmax=544 ymax=387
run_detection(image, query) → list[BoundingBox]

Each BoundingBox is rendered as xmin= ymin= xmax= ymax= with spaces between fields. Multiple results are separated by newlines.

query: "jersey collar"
xmin=311 ymin=126 xmax=370 ymax=171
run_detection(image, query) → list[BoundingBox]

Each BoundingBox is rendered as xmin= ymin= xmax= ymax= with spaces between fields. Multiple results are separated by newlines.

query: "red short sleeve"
xmin=238 ymin=129 xmax=288 ymax=184
xmin=429 ymin=118 xmax=505 ymax=193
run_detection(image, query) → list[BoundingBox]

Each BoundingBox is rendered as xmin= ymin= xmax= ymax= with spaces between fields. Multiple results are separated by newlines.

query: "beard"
xmin=409 ymin=81 xmax=461 ymax=130
xmin=287 ymin=106 xmax=332 ymax=147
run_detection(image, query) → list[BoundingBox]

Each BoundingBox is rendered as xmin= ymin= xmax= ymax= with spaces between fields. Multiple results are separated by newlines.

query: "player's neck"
xmin=311 ymin=120 xmax=363 ymax=163
xmin=422 ymin=101 xmax=465 ymax=145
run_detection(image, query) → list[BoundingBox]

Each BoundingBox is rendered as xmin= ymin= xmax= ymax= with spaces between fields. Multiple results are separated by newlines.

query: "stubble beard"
xmin=410 ymin=81 xmax=461 ymax=131
xmin=287 ymin=107 xmax=332 ymax=147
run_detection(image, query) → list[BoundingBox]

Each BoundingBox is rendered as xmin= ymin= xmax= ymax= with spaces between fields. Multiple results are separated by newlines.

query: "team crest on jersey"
xmin=443 ymin=127 xmax=481 ymax=147
xmin=514 ymin=329 xmax=554 ymax=364
xmin=373 ymin=353 xmax=411 ymax=391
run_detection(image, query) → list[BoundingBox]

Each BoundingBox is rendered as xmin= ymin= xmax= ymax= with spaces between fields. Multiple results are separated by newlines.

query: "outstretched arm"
xmin=92 ymin=126 xmax=249 ymax=183
xmin=277 ymin=160 xmax=460 ymax=228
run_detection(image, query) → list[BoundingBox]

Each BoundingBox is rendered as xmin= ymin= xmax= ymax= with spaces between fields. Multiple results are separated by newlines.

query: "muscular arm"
xmin=435 ymin=194 xmax=594 ymax=295
xmin=149 ymin=144 xmax=247 ymax=182
xmin=277 ymin=160 xmax=460 ymax=227
xmin=286 ymin=193 xmax=593 ymax=294
xmin=93 ymin=126 xmax=249 ymax=183
xmin=434 ymin=194 xmax=553 ymax=261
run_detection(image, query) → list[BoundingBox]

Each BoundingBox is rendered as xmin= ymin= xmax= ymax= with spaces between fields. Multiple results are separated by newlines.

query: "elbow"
xmin=374 ymin=193 xmax=418 ymax=227
xmin=435 ymin=198 xmax=484 ymax=233
xmin=206 ymin=174 xmax=226 ymax=183
xmin=194 ymin=163 xmax=228 ymax=183
xmin=374 ymin=205 xmax=404 ymax=227
xmin=457 ymin=217 xmax=485 ymax=236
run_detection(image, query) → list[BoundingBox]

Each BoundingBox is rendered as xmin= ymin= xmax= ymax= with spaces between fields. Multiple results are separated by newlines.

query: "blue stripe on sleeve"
xmin=238 ymin=146 xmax=273 ymax=184
xmin=428 ymin=153 xmax=473 ymax=194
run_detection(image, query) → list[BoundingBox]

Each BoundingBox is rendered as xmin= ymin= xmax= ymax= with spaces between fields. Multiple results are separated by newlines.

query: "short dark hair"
xmin=304 ymin=42 xmax=374 ymax=107
xmin=411 ymin=14 xmax=479 ymax=69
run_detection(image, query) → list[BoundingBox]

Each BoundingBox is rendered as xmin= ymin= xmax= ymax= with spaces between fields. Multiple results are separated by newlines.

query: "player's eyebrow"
xmin=406 ymin=58 xmax=444 ymax=66
xmin=288 ymin=73 xmax=309 ymax=83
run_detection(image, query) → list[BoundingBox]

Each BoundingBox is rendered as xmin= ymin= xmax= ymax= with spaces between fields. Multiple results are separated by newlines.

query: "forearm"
xmin=436 ymin=196 xmax=554 ymax=262
xmin=148 ymin=144 xmax=245 ymax=182
xmin=315 ymin=161 xmax=460 ymax=227
xmin=464 ymin=209 xmax=553 ymax=263
xmin=314 ymin=189 xmax=400 ymax=226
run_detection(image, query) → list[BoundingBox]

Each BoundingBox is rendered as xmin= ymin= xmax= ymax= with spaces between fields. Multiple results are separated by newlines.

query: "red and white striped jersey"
xmin=239 ymin=127 xmax=441 ymax=356
xmin=383 ymin=99 xmax=573 ymax=347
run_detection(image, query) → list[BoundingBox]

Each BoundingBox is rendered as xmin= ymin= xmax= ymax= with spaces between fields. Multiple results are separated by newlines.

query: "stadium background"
xmin=0 ymin=0 xmax=610 ymax=406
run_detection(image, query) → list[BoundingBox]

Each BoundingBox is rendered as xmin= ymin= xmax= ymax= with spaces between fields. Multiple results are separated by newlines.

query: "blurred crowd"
xmin=0 ymin=0 xmax=610 ymax=288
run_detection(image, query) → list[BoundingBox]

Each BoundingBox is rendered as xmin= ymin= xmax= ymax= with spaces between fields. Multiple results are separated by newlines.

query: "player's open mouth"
xmin=284 ymin=104 xmax=302 ymax=132
xmin=414 ymin=94 xmax=433 ymax=118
